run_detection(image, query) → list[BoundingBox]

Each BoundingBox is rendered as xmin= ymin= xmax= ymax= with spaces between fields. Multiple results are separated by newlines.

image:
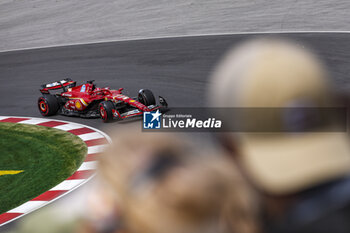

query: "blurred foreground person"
xmin=97 ymin=129 xmax=259 ymax=233
xmin=210 ymin=39 xmax=350 ymax=233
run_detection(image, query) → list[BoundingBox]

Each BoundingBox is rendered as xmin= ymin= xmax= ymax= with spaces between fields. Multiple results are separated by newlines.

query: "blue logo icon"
xmin=143 ymin=110 xmax=162 ymax=129
xmin=80 ymin=84 xmax=86 ymax=92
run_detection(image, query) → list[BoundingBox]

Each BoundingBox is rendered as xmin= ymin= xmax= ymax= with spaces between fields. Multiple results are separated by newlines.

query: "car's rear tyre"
xmin=38 ymin=95 xmax=59 ymax=116
xmin=99 ymin=101 xmax=114 ymax=123
xmin=138 ymin=89 xmax=156 ymax=106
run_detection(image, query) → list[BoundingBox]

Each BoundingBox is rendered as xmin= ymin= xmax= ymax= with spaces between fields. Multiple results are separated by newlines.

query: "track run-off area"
xmin=0 ymin=117 xmax=111 ymax=227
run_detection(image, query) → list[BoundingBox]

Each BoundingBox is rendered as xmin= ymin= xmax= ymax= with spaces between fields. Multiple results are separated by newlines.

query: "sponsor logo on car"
xmin=80 ymin=84 xmax=86 ymax=92
xmin=121 ymin=109 xmax=141 ymax=117
xmin=75 ymin=100 xmax=82 ymax=110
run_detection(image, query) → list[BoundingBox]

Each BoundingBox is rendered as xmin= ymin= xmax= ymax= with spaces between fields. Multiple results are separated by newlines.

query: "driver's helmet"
xmin=89 ymin=83 xmax=96 ymax=91
xmin=86 ymin=80 xmax=96 ymax=91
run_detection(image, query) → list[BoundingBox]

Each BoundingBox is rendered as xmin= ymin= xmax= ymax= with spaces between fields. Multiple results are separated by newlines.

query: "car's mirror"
xmin=118 ymin=88 xmax=124 ymax=92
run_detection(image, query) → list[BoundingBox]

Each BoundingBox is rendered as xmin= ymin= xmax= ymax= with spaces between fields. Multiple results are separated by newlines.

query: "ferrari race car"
xmin=38 ymin=78 xmax=168 ymax=122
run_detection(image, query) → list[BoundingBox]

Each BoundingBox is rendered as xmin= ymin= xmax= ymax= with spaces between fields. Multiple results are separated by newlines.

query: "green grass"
xmin=0 ymin=123 xmax=87 ymax=214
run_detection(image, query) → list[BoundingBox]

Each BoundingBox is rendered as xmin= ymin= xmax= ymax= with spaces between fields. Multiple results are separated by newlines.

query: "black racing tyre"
xmin=99 ymin=101 xmax=115 ymax=123
xmin=38 ymin=94 xmax=59 ymax=116
xmin=138 ymin=89 xmax=156 ymax=106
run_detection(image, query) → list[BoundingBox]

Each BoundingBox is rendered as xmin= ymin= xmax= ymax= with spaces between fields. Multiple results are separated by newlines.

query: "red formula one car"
xmin=38 ymin=78 xmax=168 ymax=122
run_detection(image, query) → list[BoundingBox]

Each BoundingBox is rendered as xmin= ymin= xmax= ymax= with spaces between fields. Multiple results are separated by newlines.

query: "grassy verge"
xmin=0 ymin=122 xmax=87 ymax=214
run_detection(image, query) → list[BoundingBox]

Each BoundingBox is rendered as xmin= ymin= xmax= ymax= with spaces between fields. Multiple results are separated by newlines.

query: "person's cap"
xmin=210 ymin=39 xmax=350 ymax=195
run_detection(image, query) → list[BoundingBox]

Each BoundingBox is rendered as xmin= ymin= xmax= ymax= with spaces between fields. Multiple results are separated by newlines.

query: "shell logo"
xmin=130 ymin=100 xmax=135 ymax=103
xmin=75 ymin=100 xmax=82 ymax=110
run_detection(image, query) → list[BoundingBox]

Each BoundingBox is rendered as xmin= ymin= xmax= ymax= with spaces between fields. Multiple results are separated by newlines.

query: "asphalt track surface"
xmin=1 ymin=33 xmax=350 ymax=133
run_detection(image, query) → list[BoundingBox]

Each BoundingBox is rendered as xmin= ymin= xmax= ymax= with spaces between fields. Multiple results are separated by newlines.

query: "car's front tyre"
xmin=138 ymin=89 xmax=156 ymax=106
xmin=99 ymin=101 xmax=114 ymax=123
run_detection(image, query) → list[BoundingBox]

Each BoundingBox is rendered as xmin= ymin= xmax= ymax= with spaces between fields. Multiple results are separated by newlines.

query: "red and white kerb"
xmin=0 ymin=116 xmax=111 ymax=227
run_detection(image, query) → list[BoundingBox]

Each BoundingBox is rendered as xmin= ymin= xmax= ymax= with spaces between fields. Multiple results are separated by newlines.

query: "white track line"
xmin=77 ymin=161 xmax=98 ymax=171
xmin=50 ymin=180 xmax=86 ymax=191
xmin=87 ymin=145 xmax=107 ymax=154
xmin=54 ymin=123 xmax=85 ymax=131
xmin=78 ymin=132 xmax=105 ymax=141
xmin=7 ymin=201 xmax=47 ymax=214
xmin=0 ymin=116 xmax=10 ymax=120
xmin=20 ymin=118 xmax=51 ymax=125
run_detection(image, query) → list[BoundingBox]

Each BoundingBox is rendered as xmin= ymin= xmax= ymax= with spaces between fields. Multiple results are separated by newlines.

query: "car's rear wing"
xmin=40 ymin=78 xmax=76 ymax=94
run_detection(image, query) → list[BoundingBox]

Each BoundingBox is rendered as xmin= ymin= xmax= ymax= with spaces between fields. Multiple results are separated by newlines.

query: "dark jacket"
xmin=265 ymin=176 xmax=350 ymax=233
